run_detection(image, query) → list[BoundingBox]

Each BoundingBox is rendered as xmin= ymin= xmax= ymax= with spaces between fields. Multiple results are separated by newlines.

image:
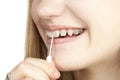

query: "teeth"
xmin=53 ymin=30 xmax=60 ymax=38
xmin=46 ymin=31 xmax=53 ymax=38
xmin=73 ymin=29 xmax=80 ymax=35
xmin=46 ymin=29 xmax=84 ymax=38
xmin=73 ymin=29 xmax=84 ymax=35
xmin=67 ymin=30 xmax=73 ymax=36
xmin=60 ymin=30 xmax=67 ymax=36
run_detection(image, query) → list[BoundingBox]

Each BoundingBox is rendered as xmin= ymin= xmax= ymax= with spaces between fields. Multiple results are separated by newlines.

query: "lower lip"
xmin=46 ymin=30 xmax=85 ymax=45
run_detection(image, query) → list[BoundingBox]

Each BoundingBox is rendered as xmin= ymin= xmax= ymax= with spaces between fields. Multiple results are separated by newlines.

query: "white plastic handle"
xmin=46 ymin=34 xmax=54 ymax=63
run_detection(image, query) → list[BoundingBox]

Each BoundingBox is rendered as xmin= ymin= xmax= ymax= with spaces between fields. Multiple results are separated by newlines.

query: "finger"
xmin=24 ymin=58 xmax=60 ymax=79
xmin=50 ymin=78 xmax=56 ymax=80
xmin=21 ymin=77 xmax=34 ymax=80
xmin=10 ymin=62 xmax=50 ymax=80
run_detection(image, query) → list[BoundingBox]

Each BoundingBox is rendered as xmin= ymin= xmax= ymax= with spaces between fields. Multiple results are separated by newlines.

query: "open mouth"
xmin=46 ymin=28 xmax=85 ymax=39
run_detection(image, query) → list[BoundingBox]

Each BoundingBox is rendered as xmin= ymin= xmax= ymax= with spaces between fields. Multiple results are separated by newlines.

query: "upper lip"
xmin=41 ymin=24 xmax=86 ymax=31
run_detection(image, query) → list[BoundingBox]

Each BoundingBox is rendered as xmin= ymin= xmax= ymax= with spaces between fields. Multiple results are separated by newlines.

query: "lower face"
xmin=31 ymin=0 xmax=120 ymax=71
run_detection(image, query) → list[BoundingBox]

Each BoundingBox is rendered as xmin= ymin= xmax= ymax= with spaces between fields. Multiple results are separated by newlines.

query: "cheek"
xmin=85 ymin=2 xmax=120 ymax=51
xmin=68 ymin=0 xmax=120 ymax=49
xmin=54 ymin=1 xmax=120 ymax=71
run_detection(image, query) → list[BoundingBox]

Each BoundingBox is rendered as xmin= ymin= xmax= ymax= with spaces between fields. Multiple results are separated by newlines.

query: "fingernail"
xmin=50 ymin=69 xmax=60 ymax=78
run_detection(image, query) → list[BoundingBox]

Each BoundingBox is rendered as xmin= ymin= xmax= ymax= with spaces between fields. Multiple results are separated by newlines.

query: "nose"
xmin=37 ymin=0 xmax=65 ymax=19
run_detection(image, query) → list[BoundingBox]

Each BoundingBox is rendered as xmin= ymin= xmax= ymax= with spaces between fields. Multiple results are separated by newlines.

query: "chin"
xmin=53 ymin=45 xmax=119 ymax=71
xmin=53 ymin=51 xmax=90 ymax=71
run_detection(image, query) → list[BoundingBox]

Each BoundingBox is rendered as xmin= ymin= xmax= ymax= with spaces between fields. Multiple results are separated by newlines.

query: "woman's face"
xmin=31 ymin=0 xmax=120 ymax=71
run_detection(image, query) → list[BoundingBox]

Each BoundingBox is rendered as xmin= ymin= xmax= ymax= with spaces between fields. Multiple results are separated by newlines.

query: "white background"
xmin=0 ymin=0 xmax=27 ymax=79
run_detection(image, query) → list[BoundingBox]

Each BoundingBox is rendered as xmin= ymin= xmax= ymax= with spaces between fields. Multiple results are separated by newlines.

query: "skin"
xmin=9 ymin=0 xmax=120 ymax=80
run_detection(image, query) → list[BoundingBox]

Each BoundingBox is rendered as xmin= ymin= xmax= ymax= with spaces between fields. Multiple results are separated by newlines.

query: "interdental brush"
xmin=46 ymin=34 xmax=54 ymax=63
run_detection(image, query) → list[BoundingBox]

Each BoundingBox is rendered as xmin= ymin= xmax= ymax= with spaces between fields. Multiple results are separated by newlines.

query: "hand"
xmin=8 ymin=58 xmax=60 ymax=80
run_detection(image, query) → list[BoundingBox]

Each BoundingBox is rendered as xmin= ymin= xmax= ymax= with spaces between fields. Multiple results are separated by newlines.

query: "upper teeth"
xmin=60 ymin=30 xmax=66 ymax=36
xmin=46 ymin=29 xmax=84 ymax=38
xmin=68 ymin=30 xmax=73 ymax=36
